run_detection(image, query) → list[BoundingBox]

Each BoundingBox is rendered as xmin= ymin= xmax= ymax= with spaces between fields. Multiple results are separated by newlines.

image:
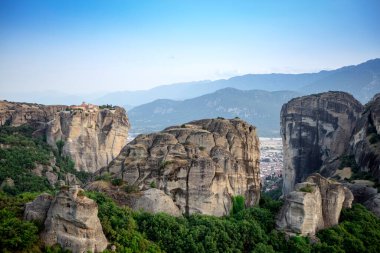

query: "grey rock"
xmin=277 ymin=174 xmax=353 ymax=236
xmin=24 ymin=193 xmax=53 ymax=223
xmin=281 ymin=92 xmax=363 ymax=195
xmin=349 ymin=93 xmax=380 ymax=182
xmin=132 ymin=188 xmax=182 ymax=216
xmin=42 ymin=186 xmax=108 ymax=253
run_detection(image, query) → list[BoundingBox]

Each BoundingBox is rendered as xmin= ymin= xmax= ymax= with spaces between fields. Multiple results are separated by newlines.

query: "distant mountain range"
xmin=96 ymin=58 xmax=380 ymax=107
xmin=2 ymin=58 xmax=379 ymax=137
xmin=129 ymin=88 xmax=301 ymax=137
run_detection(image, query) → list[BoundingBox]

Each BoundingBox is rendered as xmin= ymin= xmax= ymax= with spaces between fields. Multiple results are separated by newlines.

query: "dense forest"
xmin=1 ymin=124 xmax=380 ymax=253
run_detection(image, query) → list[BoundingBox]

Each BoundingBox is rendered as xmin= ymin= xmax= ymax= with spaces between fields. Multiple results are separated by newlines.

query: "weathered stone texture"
xmin=281 ymin=92 xmax=363 ymax=195
xmin=277 ymin=174 xmax=353 ymax=236
xmin=0 ymin=101 xmax=130 ymax=172
xmin=99 ymin=118 xmax=261 ymax=216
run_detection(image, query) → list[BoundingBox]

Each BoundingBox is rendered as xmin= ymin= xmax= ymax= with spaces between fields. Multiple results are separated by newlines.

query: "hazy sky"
xmin=1 ymin=0 xmax=380 ymax=93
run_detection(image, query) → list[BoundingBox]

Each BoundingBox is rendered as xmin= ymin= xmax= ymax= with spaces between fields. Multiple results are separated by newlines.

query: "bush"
xmin=86 ymin=191 xmax=162 ymax=252
xmin=299 ymin=184 xmax=314 ymax=193
xmin=231 ymin=195 xmax=245 ymax=215
xmin=111 ymin=178 xmax=123 ymax=186
xmin=124 ymin=184 xmax=139 ymax=193
xmin=369 ymin=133 xmax=380 ymax=144
xmin=339 ymin=155 xmax=359 ymax=173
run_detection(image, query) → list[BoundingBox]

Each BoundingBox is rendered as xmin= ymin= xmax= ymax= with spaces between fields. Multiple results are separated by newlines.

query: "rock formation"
xmin=25 ymin=186 xmax=108 ymax=253
xmin=350 ymin=93 xmax=380 ymax=182
xmin=276 ymin=174 xmax=353 ymax=236
xmin=98 ymin=118 xmax=260 ymax=216
xmin=281 ymin=92 xmax=363 ymax=195
xmin=0 ymin=101 xmax=130 ymax=172
xmin=133 ymin=188 xmax=182 ymax=216
xmin=24 ymin=193 xmax=53 ymax=223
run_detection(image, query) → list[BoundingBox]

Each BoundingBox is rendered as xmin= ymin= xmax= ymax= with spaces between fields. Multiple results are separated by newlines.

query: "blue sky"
xmin=0 ymin=0 xmax=379 ymax=93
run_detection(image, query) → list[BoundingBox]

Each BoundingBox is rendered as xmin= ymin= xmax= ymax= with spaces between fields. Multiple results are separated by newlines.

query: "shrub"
xmin=299 ymin=184 xmax=314 ymax=193
xmin=124 ymin=184 xmax=139 ymax=193
xmin=231 ymin=195 xmax=245 ymax=215
xmin=111 ymin=178 xmax=123 ymax=186
xmin=369 ymin=133 xmax=380 ymax=144
xmin=56 ymin=140 xmax=65 ymax=157
xmin=150 ymin=181 xmax=156 ymax=188
xmin=339 ymin=155 xmax=359 ymax=173
xmin=199 ymin=146 xmax=205 ymax=151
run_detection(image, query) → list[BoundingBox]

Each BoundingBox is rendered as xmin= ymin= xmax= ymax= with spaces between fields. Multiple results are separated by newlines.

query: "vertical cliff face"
xmin=46 ymin=107 xmax=130 ymax=172
xmin=0 ymin=101 xmax=130 ymax=172
xmin=350 ymin=93 xmax=380 ymax=181
xmin=281 ymin=92 xmax=363 ymax=195
xmin=99 ymin=118 xmax=260 ymax=216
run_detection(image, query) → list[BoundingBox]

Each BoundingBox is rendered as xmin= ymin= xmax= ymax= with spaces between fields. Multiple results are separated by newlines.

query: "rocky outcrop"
xmin=99 ymin=118 xmax=260 ymax=216
xmin=276 ymin=174 xmax=353 ymax=236
xmin=281 ymin=92 xmax=363 ymax=195
xmin=350 ymin=93 xmax=380 ymax=182
xmin=0 ymin=101 xmax=130 ymax=172
xmin=25 ymin=186 xmax=108 ymax=253
xmin=133 ymin=188 xmax=182 ymax=216
xmin=24 ymin=193 xmax=53 ymax=223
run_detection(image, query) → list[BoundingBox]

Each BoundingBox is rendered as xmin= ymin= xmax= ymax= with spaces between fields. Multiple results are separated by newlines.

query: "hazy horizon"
xmin=1 ymin=0 xmax=380 ymax=94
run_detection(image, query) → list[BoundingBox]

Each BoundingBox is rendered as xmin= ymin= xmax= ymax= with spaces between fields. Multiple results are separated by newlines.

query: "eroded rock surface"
xmin=38 ymin=186 xmax=108 ymax=253
xmin=281 ymin=92 xmax=363 ymax=195
xmin=99 ymin=118 xmax=260 ymax=216
xmin=350 ymin=93 xmax=380 ymax=182
xmin=133 ymin=188 xmax=182 ymax=216
xmin=24 ymin=193 xmax=53 ymax=223
xmin=0 ymin=101 xmax=130 ymax=172
xmin=277 ymin=174 xmax=353 ymax=236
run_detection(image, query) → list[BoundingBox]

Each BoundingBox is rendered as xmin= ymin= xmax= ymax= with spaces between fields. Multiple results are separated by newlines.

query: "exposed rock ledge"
xmin=24 ymin=186 xmax=108 ymax=253
xmin=98 ymin=118 xmax=261 ymax=216
xmin=276 ymin=174 xmax=353 ymax=236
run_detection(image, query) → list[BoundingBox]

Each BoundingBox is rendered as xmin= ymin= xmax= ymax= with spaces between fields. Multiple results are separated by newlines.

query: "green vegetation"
xmin=124 ymin=184 xmax=139 ymax=193
xmin=339 ymin=155 xmax=359 ymax=173
xmin=299 ymin=184 xmax=314 ymax=193
xmin=369 ymin=133 xmax=380 ymax=144
xmin=0 ymin=125 xmax=53 ymax=195
xmin=1 ymin=125 xmax=380 ymax=253
xmin=150 ymin=181 xmax=156 ymax=188
xmin=99 ymin=104 xmax=116 ymax=110
xmin=231 ymin=195 xmax=245 ymax=215
xmin=111 ymin=178 xmax=123 ymax=186
xmin=159 ymin=160 xmax=173 ymax=169
xmin=87 ymin=192 xmax=162 ymax=253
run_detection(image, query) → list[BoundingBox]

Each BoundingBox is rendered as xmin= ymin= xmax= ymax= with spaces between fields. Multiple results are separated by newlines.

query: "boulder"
xmin=277 ymin=174 xmax=353 ymax=236
xmin=24 ymin=193 xmax=53 ymax=223
xmin=132 ymin=188 xmax=182 ymax=216
xmin=41 ymin=186 xmax=108 ymax=253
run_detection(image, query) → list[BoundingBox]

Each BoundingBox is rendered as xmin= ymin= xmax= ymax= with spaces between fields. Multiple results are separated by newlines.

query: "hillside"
xmin=95 ymin=59 xmax=380 ymax=107
xmin=128 ymin=88 xmax=300 ymax=137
